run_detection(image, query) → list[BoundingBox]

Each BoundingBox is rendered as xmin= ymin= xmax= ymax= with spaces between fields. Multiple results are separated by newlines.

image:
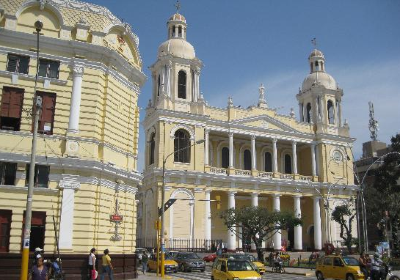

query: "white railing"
xmin=235 ymin=169 xmax=252 ymax=176
xmin=209 ymin=167 xmax=228 ymax=175
xmin=258 ymin=172 xmax=273 ymax=179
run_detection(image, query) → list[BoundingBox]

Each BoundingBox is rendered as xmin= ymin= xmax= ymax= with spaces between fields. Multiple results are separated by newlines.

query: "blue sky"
xmin=88 ymin=0 xmax=400 ymax=172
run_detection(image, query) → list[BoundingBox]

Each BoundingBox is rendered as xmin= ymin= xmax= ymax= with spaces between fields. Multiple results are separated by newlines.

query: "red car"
xmin=203 ymin=253 xmax=217 ymax=262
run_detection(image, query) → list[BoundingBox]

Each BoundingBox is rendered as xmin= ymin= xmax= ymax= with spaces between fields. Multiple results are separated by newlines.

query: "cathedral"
xmin=139 ymin=10 xmax=358 ymax=252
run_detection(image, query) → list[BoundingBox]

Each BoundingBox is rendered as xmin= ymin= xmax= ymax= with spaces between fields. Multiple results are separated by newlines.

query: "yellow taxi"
xmin=221 ymin=253 xmax=266 ymax=275
xmin=147 ymin=254 xmax=178 ymax=273
xmin=315 ymin=255 xmax=364 ymax=280
xmin=212 ymin=258 xmax=261 ymax=280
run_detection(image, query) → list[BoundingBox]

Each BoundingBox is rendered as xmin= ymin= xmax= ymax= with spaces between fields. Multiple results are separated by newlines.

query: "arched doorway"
xmin=170 ymin=188 xmax=194 ymax=249
xmin=288 ymin=227 xmax=294 ymax=251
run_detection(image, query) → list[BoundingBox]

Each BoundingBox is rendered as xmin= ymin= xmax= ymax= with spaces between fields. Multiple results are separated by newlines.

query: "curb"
xmin=265 ymin=270 xmax=314 ymax=277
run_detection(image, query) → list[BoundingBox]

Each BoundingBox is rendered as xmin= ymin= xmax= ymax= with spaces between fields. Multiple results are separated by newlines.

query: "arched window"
xmin=149 ymin=133 xmax=155 ymax=165
xmin=306 ymin=103 xmax=312 ymax=123
xmin=178 ymin=71 xmax=187 ymax=99
xmin=157 ymin=75 xmax=161 ymax=96
xmin=264 ymin=152 xmax=272 ymax=172
xmin=327 ymin=100 xmax=335 ymax=124
xmin=244 ymin=149 xmax=251 ymax=170
xmin=222 ymin=147 xmax=229 ymax=168
xmin=174 ymin=129 xmax=190 ymax=163
xmin=172 ymin=25 xmax=176 ymax=37
xmin=284 ymin=154 xmax=292 ymax=174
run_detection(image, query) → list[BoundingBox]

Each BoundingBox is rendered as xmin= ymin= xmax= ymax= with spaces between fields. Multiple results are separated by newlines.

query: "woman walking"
xmin=100 ymin=249 xmax=114 ymax=280
xmin=29 ymin=255 xmax=48 ymax=280
xmin=88 ymin=248 xmax=97 ymax=279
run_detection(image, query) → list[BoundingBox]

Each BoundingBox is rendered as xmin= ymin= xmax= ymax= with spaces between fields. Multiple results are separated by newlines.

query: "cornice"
xmin=0 ymin=29 xmax=146 ymax=91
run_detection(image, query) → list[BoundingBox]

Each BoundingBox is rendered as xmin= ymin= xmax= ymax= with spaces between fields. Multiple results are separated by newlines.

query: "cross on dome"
xmin=175 ymin=0 xmax=181 ymax=14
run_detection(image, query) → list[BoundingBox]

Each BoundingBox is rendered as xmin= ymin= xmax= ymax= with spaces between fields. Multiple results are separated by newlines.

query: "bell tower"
xmin=147 ymin=8 xmax=203 ymax=113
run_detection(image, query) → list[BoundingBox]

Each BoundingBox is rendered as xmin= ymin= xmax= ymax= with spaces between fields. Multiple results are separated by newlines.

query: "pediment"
xmin=231 ymin=115 xmax=298 ymax=133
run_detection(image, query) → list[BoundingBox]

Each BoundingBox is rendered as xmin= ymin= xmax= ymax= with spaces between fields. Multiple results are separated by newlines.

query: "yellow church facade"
xmin=139 ymin=11 xmax=358 ymax=252
xmin=0 ymin=0 xmax=144 ymax=277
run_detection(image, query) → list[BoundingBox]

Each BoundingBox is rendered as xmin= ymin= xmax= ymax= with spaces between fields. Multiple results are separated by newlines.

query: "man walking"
xmin=141 ymin=252 xmax=148 ymax=274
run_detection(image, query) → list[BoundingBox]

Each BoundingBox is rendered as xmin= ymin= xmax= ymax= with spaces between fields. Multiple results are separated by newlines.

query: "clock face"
xmin=332 ymin=150 xmax=343 ymax=162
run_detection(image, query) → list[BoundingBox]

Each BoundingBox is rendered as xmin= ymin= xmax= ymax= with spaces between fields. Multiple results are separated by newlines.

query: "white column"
xmin=68 ymin=65 xmax=84 ymax=133
xmin=272 ymin=139 xmax=278 ymax=173
xmin=189 ymin=200 xmax=195 ymax=248
xmin=251 ymin=193 xmax=259 ymax=251
xmin=299 ymin=103 xmax=303 ymax=122
xmin=205 ymin=129 xmax=209 ymax=165
xmin=313 ymin=196 xmax=322 ymax=250
xmin=227 ymin=191 xmax=236 ymax=251
xmin=311 ymin=144 xmax=317 ymax=177
xmin=272 ymin=194 xmax=281 ymax=250
xmin=58 ymin=175 xmax=80 ymax=249
xmin=205 ymin=190 xmax=211 ymax=242
xmin=251 ymin=135 xmax=256 ymax=170
xmin=161 ymin=65 xmax=166 ymax=95
xmin=293 ymin=195 xmax=303 ymax=251
xmin=292 ymin=141 xmax=298 ymax=174
xmin=174 ymin=26 xmax=178 ymax=38
xmin=338 ymin=101 xmax=342 ymax=127
xmin=229 ymin=132 xmax=234 ymax=168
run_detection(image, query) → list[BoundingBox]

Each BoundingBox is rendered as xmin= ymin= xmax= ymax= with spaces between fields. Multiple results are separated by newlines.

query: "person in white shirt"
xmin=88 ymin=248 xmax=97 ymax=279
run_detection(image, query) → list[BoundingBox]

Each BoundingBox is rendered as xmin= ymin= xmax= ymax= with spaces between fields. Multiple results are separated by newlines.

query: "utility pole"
xmin=20 ymin=20 xmax=43 ymax=280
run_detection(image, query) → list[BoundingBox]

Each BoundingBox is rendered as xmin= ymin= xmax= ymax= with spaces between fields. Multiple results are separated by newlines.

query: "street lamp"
xmin=159 ymin=138 xmax=205 ymax=277
xmin=354 ymin=151 xmax=400 ymax=253
xmin=20 ymin=20 xmax=43 ymax=280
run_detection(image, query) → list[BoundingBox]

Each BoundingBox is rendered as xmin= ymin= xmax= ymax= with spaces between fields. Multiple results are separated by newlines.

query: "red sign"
xmin=110 ymin=214 xmax=123 ymax=222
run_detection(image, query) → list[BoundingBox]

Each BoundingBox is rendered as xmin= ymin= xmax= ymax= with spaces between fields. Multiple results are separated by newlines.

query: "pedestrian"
xmin=100 ymin=249 xmax=114 ymax=280
xmin=359 ymin=252 xmax=368 ymax=280
xmin=29 ymin=255 xmax=48 ymax=280
xmin=33 ymin=247 xmax=44 ymax=265
xmin=88 ymin=248 xmax=97 ymax=280
xmin=141 ymin=251 xmax=148 ymax=274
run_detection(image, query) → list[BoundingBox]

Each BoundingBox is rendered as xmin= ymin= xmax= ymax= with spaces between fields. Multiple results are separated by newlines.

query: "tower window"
xmin=243 ymin=149 xmax=251 ymax=170
xmin=284 ymin=154 xmax=292 ymax=174
xmin=172 ymin=25 xmax=176 ymax=37
xmin=174 ymin=129 xmax=190 ymax=163
xmin=178 ymin=26 xmax=182 ymax=37
xmin=306 ymin=103 xmax=312 ymax=123
xmin=149 ymin=133 xmax=155 ymax=165
xmin=315 ymin=61 xmax=319 ymax=71
xmin=221 ymin=147 xmax=229 ymax=168
xmin=157 ymin=75 xmax=161 ymax=96
xmin=264 ymin=152 xmax=272 ymax=172
xmin=327 ymin=100 xmax=335 ymax=124
xmin=178 ymin=71 xmax=187 ymax=99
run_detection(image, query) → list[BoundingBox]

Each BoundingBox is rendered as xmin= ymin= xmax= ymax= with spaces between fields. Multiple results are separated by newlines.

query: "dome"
xmin=169 ymin=13 xmax=186 ymax=23
xmin=302 ymin=72 xmax=337 ymax=91
xmin=158 ymin=39 xmax=195 ymax=59
xmin=309 ymin=49 xmax=324 ymax=59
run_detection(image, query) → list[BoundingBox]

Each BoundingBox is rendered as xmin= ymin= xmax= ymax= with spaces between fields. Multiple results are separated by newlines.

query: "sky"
xmin=87 ymin=0 xmax=400 ymax=172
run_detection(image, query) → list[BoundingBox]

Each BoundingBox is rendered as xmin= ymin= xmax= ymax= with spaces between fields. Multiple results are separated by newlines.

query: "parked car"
xmin=147 ymin=254 xmax=178 ymax=273
xmin=220 ymin=253 xmax=266 ymax=274
xmin=203 ymin=253 xmax=217 ymax=262
xmin=212 ymin=258 xmax=261 ymax=280
xmin=174 ymin=252 xmax=206 ymax=272
xmin=134 ymin=248 xmax=150 ymax=261
xmin=315 ymin=255 xmax=364 ymax=280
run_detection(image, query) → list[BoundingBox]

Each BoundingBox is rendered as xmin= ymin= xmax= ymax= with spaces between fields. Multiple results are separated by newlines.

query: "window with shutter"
xmin=0 ymin=162 xmax=17 ymax=185
xmin=0 ymin=210 xmax=12 ymax=252
xmin=25 ymin=164 xmax=50 ymax=188
xmin=38 ymin=59 xmax=60 ymax=79
xmin=36 ymin=92 xmax=56 ymax=135
xmin=0 ymin=87 xmax=24 ymax=131
xmin=6 ymin=54 xmax=30 ymax=74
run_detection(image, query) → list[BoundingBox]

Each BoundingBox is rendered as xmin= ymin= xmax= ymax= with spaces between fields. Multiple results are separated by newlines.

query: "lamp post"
xmin=159 ymin=138 xmax=205 ymax=277
xmin=20 ymin=20 xmax=43 ymax=280
xmin=354 ymin=151 xmax=400 ymax=253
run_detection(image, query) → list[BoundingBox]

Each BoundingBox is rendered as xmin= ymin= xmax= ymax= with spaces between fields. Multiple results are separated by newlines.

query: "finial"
xmin=368 ymin=101 xmax=379 ymax=141
xmin=311 ymin=37 xmax=317 ymax=48
xmin=258 ymin=83 xmax=268 ymax=108
xmin=290 ymin=108 xmax=295 ymax=118
xmin=175 ymin=0 xmax=181 ymax=14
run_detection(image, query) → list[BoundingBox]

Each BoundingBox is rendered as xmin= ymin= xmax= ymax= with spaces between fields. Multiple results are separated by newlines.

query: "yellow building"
xmin=0 ymin=0 xmax=144 ymax=278
xmin=140 ymin=11 xmax=358 ymax=252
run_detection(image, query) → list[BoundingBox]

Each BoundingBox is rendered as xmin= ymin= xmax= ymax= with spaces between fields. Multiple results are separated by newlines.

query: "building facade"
xmin=140 ymin=11 xmax=358 ymax=252
xmin=0 ymin=0 xmax=145 ymax=278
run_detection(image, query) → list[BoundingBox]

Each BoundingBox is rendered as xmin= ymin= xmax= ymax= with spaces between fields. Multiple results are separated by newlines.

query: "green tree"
xmin=331 ymin=203 xmax=356 ymax=253
xmin=372 ymin=134 xmax=400 ymax=253
xmin=219 ymin=206 xmax=302 ymax=261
